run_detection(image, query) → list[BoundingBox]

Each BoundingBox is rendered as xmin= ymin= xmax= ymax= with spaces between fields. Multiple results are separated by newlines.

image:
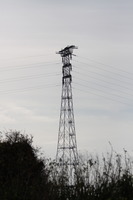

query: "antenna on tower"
xmin=56 ymin=45 xmax=79 ymax=185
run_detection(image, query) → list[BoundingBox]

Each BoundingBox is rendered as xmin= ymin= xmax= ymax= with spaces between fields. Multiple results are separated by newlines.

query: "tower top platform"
xmin=57 ymin=45 xmax=78 ymax=57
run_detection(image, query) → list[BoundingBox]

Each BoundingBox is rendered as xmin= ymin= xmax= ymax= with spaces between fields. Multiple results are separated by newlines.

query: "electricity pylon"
xmin=56 ymin=45 xmax=78 ymax=185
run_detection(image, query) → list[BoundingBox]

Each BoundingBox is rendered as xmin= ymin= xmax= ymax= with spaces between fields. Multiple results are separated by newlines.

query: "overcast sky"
xmin=0 ymin=0 xmax=133 ymax=158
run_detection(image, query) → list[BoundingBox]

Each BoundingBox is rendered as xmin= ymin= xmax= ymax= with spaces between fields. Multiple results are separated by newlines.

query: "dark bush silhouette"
xmin=0 ymin=131 xmax=49 ymax=200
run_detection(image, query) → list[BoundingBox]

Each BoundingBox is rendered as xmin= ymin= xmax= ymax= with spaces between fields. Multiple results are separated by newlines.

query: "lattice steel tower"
xmin=56 ymin=45 xmax=78 ymax=185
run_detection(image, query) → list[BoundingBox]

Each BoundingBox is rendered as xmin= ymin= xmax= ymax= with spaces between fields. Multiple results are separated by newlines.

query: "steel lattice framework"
xmin=56 ymin=45 xmax=78 ymax=185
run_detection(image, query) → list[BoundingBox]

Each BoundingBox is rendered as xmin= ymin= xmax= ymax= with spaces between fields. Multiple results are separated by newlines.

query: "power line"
xmin=0 ymin=52 xmax=132 ymax=107
xmin=73 ymin=86 xmax=132 ymax=107
xmin=76 ymin=55 xmax=133 ymax=76
xmin=0 ymin=72 xmax=60 ymax=84
xmin=0 ymin=53 xmax=57 ymax=61
xmin=74 ymin=82 xmax=133 ymax=103
xmin=73 ymin=75 xmax=133 ymax=98
xmin=73 ymin=59 xmax=133 ymax=83
xmin=73 ymin=65 xmax=133 ymax=88
xmin=73 ymin=70 xmax=133 ymax=92
xmin=0 ymin=61 xmax=60 ymax=72
xmin=0 ymin=83 xmax=60 ymax=95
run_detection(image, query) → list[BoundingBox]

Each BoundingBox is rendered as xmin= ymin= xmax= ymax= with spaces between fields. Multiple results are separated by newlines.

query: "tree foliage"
xmin=0 ymin=131 xmax=49 ymax=200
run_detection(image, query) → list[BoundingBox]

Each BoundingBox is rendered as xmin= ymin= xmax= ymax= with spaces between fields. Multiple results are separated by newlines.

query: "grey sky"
xmin=0 ymin=0 xmax=133 ymax=158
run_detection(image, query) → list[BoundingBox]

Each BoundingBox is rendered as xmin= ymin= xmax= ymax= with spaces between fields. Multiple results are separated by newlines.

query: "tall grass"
xmin=48 ymin=149 xmax=133 ymax=200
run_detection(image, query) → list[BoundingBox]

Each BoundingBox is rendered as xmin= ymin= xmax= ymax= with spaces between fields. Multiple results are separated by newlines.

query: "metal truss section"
xmin=56 ymin=46 xmax=78 ymax=185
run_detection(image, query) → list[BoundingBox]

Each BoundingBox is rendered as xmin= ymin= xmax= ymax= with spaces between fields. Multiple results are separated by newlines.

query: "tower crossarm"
xmin=57 ymin=45 xmax=78 ymax=58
